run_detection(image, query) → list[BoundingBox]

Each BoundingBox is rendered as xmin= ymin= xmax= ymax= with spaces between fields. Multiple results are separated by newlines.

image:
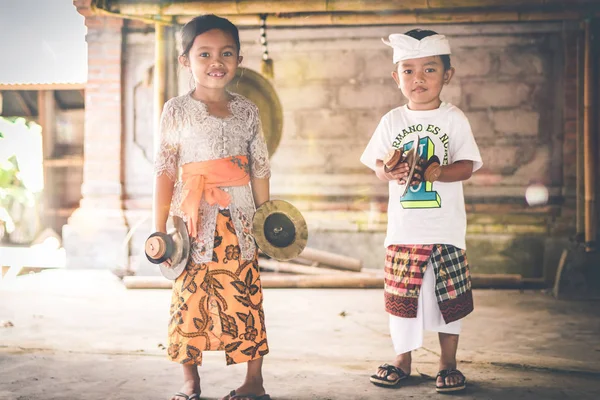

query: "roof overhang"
xmin=0 ymin=83 xmax=86 ymax=91
xmin=87 ymin=0 xmax=600 ymax=26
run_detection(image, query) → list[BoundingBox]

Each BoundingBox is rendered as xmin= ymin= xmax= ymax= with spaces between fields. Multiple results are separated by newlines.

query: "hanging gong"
xmin=252 ymin=200 xmax=308 ymax=261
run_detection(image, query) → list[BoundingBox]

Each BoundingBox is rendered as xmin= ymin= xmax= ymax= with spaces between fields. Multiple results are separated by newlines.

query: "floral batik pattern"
xmin=168 ymin=209 xmax=269 ymax=365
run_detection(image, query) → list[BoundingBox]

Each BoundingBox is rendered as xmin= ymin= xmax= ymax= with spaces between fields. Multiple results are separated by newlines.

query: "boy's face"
xmin=392 ymin=55 xmax=454 ymax=111
xmin=179 ymin=28 xmax=243 ymax=91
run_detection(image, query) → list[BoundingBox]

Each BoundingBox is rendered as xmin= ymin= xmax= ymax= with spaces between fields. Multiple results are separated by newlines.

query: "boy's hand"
xmin=404 ymin=155 xmax=442 ymax=185
xmin=384 ymin=162 xmax=420 ymax=185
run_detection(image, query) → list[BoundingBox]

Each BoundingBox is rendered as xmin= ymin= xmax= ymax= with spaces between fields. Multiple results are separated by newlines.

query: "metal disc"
xmin=253 ymin=200 xmax=308 ymax=261
xmin=158 ymin=216 xmax=190 ymax=280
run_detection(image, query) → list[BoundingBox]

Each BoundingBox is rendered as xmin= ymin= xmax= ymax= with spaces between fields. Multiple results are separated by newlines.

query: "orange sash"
xmin=181 ymin=156 xmax=250 ymax=237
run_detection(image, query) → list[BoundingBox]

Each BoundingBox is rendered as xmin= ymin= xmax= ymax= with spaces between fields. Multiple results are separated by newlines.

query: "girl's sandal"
xmin=173 ymin=393 xmax=200 ymax=400
xmin=369 ymin=363 xmax=409 ymax=388
xmin=436 ymin=369 xmax=467 ymax=393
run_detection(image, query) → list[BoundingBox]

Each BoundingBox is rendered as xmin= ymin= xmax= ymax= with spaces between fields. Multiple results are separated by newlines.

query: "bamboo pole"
xmin=259 ymin=273 xmax=383 ymax=289
xmin=154 ymin=23 xmax=168 ymax=156
xmin=576 ymin=27 xmax=586 ymax=240
xmin=113 ymin=0 xmax=599 ymax=16
xmin=177 ymin=10 xmax=595 ymax=26
xmin=259 ymin=258 xmax=347 ymax=275
xmin=583 ymin=19 xmax=597 ymax=251
xmin=296 ymin=247 xmax=362 ymax=272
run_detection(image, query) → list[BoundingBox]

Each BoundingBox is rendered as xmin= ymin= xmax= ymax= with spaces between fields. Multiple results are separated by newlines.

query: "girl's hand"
xmin=153 ymin=226 xmax=173 ymax=268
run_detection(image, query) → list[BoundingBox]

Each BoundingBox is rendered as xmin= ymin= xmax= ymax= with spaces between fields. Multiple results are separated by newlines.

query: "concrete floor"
xmin=1 ymin=269 xmax=599 ymax=400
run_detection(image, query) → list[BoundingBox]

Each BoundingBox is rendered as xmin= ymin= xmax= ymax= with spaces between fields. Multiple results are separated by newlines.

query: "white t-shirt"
xmin=360 ymin=103 xmax=483 ymax=250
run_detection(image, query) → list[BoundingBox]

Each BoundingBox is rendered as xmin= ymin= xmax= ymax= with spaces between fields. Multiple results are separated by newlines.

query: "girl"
xmin=154 ymin=14 xmax=271 ymax=400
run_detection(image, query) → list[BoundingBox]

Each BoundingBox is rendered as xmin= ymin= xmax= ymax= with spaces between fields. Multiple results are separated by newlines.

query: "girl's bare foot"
xmin=171 ymin=364 xmax=201 ymax=400
xmin=222 ymin=358 xmax=267 ymax=400
xmin=222 ymin=379 xmax=266 ymax=400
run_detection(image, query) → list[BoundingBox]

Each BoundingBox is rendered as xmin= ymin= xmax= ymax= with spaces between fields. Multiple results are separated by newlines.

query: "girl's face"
xmin=180 ymin=28 xmax=242 ymax=92
xmin=392 ymin=55 xmax=454 ymax=111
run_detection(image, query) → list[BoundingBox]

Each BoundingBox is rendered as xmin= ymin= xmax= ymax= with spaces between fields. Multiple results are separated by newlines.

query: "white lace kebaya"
xmin=155 ymin=91 xmax=271 ymax=264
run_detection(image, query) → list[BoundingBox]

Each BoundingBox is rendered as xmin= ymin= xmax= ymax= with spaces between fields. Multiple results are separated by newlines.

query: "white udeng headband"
xmin=382 ymin=33 xmax=451 ymax=64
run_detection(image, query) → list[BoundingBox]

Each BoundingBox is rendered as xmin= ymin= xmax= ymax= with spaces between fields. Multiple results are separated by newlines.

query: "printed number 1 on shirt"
xmin=400 ymin=137 xmax=442 ymax=209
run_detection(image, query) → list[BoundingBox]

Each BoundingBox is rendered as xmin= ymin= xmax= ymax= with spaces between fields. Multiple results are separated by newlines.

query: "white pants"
xmin=389 ymin=264 xmax=462 ymax=355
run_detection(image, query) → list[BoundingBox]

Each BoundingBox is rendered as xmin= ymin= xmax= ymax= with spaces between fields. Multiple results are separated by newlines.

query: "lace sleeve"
xmin=154 ymin=100 xmax=179 ymax=182
xmin=248 ymin=105 xmax=271 ymax=179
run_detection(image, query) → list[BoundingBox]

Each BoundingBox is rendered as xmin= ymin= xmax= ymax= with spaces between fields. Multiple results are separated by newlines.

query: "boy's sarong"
xmin=167 ymin=208 xmax=269 ymax=365
xmin=384 ymin=244 xmax=473 ymax=324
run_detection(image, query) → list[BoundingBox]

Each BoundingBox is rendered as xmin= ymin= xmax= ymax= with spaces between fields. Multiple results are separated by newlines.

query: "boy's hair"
xmin=180 ymin=14 xmax=241 ymax=57
xmin=404 ymin=29 xmax=452 ymax=71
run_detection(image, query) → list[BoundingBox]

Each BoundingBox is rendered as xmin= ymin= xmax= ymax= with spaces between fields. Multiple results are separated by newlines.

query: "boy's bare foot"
xmin=371 ymin=351 xmax=411 ymax=386
xmin=171 ymin=378 xmax=200 ymax=400
xmin=436 ymin=363 xmax=466 ymax=389
xmin=437 ymin=333 xmax=465 ymax=391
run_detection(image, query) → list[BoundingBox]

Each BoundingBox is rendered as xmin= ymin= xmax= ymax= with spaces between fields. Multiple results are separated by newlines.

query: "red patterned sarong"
xmin=384 ymin=244 xmax=473 ymax=324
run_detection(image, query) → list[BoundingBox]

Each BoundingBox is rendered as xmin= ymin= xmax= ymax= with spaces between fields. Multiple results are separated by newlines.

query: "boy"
xmin=360 ymin=29 xmax=483 ymax=393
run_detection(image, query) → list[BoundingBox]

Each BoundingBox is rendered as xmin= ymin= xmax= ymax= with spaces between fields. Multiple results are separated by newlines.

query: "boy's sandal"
xmin=226 ymin=389 xmax=272 ymax=399
xmin=369 ymin=363 xmax=409 ymax=388
xmin=436 ymin=369 xmax=467 ymax=393
xmin=173 ymin=393 xmax=200 ymax=400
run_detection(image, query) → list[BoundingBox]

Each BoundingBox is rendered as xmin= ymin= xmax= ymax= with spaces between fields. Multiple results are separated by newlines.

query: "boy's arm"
xmin=434 ymin=160 xmax=473 ymax=183
xmin=251 ymin=177 xmax=270 ymax=208
xmin=398 ymin=159 xmax=473 ymax=185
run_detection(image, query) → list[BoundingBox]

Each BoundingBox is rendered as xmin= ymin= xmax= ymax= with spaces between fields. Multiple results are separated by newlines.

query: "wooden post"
xmin=583 ymin=19 xmax=597 ymax=251
xmin=38 ymin=90 xmax=56 ymax=229
xmin=154 ymin=23 xmax=168 ymax=155
xmin=38 ymin=90 xmax=56 ymax=159
xmin=576 ymin=27 xmax=586 ymax=240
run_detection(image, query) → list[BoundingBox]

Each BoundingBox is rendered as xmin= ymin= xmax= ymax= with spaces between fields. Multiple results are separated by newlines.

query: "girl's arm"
xmin=251 ymin=177 xmax=270 ymax=208
xmin=153 ymin=174 xmax=175 ymax=233
xmin=153 ymin=100 xmax=179 ymax=234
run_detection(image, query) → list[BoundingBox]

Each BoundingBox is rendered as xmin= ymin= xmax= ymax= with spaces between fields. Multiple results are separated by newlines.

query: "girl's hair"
xmin=404 ymin=29 xmax=452 ymax=71
xmin=180 ymin=14 xmax=241 ymax=57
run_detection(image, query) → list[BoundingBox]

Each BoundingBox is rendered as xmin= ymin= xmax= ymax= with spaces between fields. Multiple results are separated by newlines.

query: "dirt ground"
xmin=1 ymin=270 xmax=599 ymax=400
